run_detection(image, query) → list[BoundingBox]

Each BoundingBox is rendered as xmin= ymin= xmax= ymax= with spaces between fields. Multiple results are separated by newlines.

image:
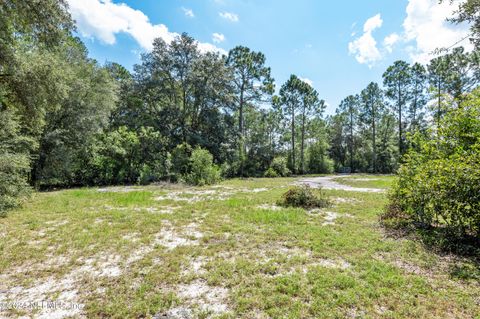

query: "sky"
xmin=66 ymin=0 xmax=472 ymax=114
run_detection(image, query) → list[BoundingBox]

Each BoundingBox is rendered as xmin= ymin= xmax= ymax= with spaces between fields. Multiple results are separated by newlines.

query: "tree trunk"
xmin=437 ymin=80 xmax=441 ymax=130
xmin=291 ymin=104 xmax=296 ymax=174
xmin=182 ymin=88 xmax=187 ymax=143
xmin=300 ymin=108 xmax=305 ymax=174
xmin=372 ymin=102 xmax=377 ymax=174
xmin=239 ymin=82 xmax=245 ymax=176
xmin=349 ymin=109 xmax=354 ymax=172
xmin=412 ymin=84 xmax=418 ymax=133
xmin=398 ymin=82 xmax=403 ymax=156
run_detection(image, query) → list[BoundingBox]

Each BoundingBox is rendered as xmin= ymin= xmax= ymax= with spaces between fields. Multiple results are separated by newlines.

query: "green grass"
xmin=0 ymin=176 xmax=479 ymax=318
xmin=332 ymin=174 xmax=395 ymax=189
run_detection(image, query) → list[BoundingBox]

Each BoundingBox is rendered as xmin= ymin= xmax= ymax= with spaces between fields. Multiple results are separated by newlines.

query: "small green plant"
xmin=171 ymin=142 xmax=192 ymax=177
xmin=263 ymin=167 xmax=278 ymax=178
xmin=269 ymin=156 xmax=291 ymax=177
xmin=277 ymin=185 xmax=330 ymax=209
xmin=184 ymin=147 xmax=221 ymax=186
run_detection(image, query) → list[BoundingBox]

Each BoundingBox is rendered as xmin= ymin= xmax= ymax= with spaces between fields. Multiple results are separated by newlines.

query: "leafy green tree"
xmin=269 ymin=156 xmax=291 ymax=177
xmin=276 ymin=76 xmax=325 ymax=174
xmin=171 ymin=143 xmax=193 ymax=177
xmin=443 ymin=47 xmax=480 ymax=99
xmin=383 ymin=60 xmax=412 ymax=155
xmin=428 ymin=54 xmax=453 ymax=127
xmin=278 ymin=75 xmax=304 ymax=174
xmin=299 ymin=81 xmax=325 ymax=174
xmin=226 ymin=46 xmax=274 ymax=175
xmin=387 ymin=88 xmax=480 ymax=237
xmin=337 ymin=95 xmax=359 ymax=171
xmin=185 ymin=147 xmax=221 ymax=186
xmin=360 ymin=82 xmax=384 ymax=173
xmin=0 ymin=0 xmax=73 ymax=69
xmin=32 ymin=39 xmax=118 ymax=187
xmin=308 ymin=118 xmax=333 ymax=173
xmin=134 ymin=34 xmax=234 ymax=158
xmin=327 ymin=114 xmax=348 ymax=172
xmin=243 ymin=108 xmax=275 ymax=175
xmin=445 ymin=0 xmax=480 ymax=49
xmin=376 ymin=111 xmax=398 ymax=173
xmin=90 ymin=126 xmax=170 ymax=185
xmin=0 ymin=102 xmax=35 ymax=216
xmin=408 ymin=63 xmax=428 ymax=134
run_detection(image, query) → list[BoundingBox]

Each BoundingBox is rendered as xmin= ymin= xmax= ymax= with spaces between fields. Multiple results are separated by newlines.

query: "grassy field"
xmin=332 ymin=175 xmax=394 ymax=189
xmin=1 ymin=175 xmax=479 ymax=318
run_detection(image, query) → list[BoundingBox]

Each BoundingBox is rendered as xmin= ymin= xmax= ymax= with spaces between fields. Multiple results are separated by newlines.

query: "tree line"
xmin=1 ymin=0 xmax=480 ymax=216
xmin=330 ymin=47 xmax=480 ymax=173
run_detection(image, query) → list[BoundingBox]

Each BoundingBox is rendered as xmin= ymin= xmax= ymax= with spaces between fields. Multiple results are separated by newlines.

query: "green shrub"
xmin=308 ymin=141 xmax=334 ymax=174
xmin=0 ymin=108 xmax=34 ymax=216
xmin=277 ymin=185 xmax=330 ymax=209
xmin=184 ymin=147 xmax=221 ymax=186
xmin=171 ymin=142 xmax=192 ymax=177
xmin=270 ymin=156 xmax=291 ymax=177
xmin=220 ymin=161 xmax=240 ymax=178
xmin=263 ymin=167 xmax=278 ymax=178
xmin=90 ymin=126 xmax=170 ymax=185
xmin=385 ymin=89 xmax=480 ymax=237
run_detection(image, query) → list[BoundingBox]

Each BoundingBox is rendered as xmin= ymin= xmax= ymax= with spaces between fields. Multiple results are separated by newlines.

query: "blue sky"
xmin=67 ymin=0 xmax=472 ymax=114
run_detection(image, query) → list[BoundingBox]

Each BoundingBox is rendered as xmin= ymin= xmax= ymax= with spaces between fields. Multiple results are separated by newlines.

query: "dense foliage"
xmin=386 ymin=89 xmax=480 ymax=237
xmin=184 ymin=148 xmax=222 ymax=186
xmin=0 ymin=106 xmax=34 ymax=216
xmin=1 ymin=0 xmax=480 ymax=218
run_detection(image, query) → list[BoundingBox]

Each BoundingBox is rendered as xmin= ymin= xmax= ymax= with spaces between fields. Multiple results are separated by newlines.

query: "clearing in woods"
xmin=1 ymin=175 xmax=479 ymax=318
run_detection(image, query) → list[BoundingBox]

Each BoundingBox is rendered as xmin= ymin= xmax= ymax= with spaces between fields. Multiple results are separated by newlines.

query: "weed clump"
xmin=278 ymin=185 xmax=330 ymax=209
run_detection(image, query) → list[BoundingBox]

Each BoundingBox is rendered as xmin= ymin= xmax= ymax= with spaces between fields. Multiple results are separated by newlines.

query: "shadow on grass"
xmin=380 ymin=210 xmax=480 ymax=281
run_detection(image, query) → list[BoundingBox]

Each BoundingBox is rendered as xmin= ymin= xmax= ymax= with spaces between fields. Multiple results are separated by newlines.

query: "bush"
xmin=137 ymin=163 xmax=171 ymax=186
xmin=263 ymin=167 xmax=278 ymax=178
xmin=277 ymin=185 xmax=330 ymax=209
xmin=184 ymin=147 xmax=221 ymax=186
xmin=89 ymin=126 xmax=170 ymax=185
xmin=220 ymin=161 xmax=240 ymax=179
xmin=0 ymin=108 xmax=34 ymax=216
xmin=385 ymin=89 xmax=480 ymax=237
xmin=308 ymin=141 xmax=334 ymax=174
xmin=270 ymin=156 xmax=291 ymax=177
xmin=171 ymin=142 xmax=192 ymax=176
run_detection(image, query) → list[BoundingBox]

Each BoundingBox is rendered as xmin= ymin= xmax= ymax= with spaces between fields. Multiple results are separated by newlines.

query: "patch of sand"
xmin=154 ymin=222 xmax=203 ymax=250
xmin=322 ymin=211 xmax=339 ymax=226
xmin=256 ymin=204 xmax=283 ymax=211
xmin=306 ymin=258 xmax=351 ymax=270
xmin=177 ymin=279 xmax=229 ymax=314
xmin=333 ymin=197 xmax=362 ymax=204
xmin=155 ymin=189 xmax=233 ymax=203
xmin=297 ymin=176 xmax=385 ymax=193
xmin=181 ymin=256 xmax=209 ymax=276
xmin=97 ymin=186 xmax=145 ymax=193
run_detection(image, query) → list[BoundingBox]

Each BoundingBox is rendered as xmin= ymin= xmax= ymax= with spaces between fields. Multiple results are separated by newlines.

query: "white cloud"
xmin=67 ymin=0 xmax=225 ymax=54
xmin=182 ymin=7 xmax=194 ymax=18
xmin=299 ymin=77 xmax=314 ymax=87
xmin=212 ymin=33 xmax=225 ymax=43
xmin=402 ymin=0 xmax=472 ymax=63
xmin=219 ymin=11 xmax=239 ymax=22
xmin=363 ymin=14 xmax=383 ymax=33
xmin=384 ymin=33 xmax=400 ymax=53
xmin=348 ymin=14 xmax=383 ymax=67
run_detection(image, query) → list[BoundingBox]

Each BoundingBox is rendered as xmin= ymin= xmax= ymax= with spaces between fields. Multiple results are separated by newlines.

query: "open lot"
xmin=1 ymin=175 xmax=479 ymax=318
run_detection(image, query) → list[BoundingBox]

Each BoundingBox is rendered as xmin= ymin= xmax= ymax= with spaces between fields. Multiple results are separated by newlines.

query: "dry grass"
xmin=0 ymin=176 xmax=478 ymax=318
